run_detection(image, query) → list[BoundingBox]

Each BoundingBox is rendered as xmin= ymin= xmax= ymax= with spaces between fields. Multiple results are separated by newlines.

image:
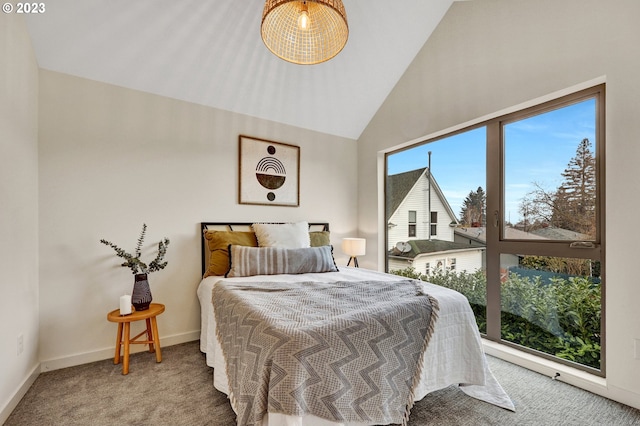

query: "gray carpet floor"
xmin=5 ymin=341 xmax=640 ymax=425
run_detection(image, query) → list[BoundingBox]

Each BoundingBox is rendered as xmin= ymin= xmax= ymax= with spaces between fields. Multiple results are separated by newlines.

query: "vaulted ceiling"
xmin=25 ymin=0 xmax=456 ymax=139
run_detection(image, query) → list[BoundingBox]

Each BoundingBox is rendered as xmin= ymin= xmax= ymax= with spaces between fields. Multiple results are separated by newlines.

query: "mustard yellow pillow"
xmin=203 ymin=231 xmax=258 ymax=277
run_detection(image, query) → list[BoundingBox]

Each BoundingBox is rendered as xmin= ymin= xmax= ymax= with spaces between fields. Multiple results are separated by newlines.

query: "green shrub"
xmin=390 ymin=266 xmax=601 ymax=369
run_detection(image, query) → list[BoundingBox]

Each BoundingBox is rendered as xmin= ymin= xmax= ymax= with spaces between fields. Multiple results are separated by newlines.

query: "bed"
xmin=197 ymin=222 xmax=514 ymax=426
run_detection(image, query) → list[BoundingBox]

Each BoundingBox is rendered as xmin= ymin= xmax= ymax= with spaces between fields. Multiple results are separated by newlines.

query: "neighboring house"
xmin=388 ymin=239 xmax=484 ymax=276
xmin=387 ymin=168 xmax=458 ymax=251
xmin=386 ymin=168 xmax=564 ymax=276
xmin=454 ymin=226 xmax=546 ymax=269
xmin=528 ymin=226 xmax=591 ymax=241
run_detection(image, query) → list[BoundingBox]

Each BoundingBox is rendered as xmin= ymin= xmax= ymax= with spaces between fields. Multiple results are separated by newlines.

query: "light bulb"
xmin=298 ymin=5 xmax=310 ymax=30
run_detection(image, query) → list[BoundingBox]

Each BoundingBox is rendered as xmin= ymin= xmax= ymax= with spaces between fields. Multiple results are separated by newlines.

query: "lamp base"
xmin=346 ymin=256 xmax=359 ymax=268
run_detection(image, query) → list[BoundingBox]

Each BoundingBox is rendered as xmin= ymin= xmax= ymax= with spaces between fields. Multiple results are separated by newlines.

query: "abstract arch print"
xmin=239 ymin=135 xmax=300 ymax=206
xmin=256 ymin=152 xmax=286 ymax=201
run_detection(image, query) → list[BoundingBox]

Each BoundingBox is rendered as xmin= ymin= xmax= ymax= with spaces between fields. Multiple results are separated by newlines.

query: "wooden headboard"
xmin=200 ymin=222 xmax=330 ymax=276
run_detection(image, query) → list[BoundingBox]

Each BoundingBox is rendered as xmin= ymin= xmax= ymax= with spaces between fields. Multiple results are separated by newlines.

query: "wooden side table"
xmin=106 ymin=303 xmax=165 ymax=375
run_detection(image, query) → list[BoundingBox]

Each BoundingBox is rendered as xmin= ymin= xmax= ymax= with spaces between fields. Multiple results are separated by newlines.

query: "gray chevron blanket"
xmin=212 ymin=279 xmax=439 ymax=426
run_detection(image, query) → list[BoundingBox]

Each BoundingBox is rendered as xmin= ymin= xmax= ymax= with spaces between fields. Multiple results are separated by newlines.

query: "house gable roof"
xmin=386 ymin=168 xmax=427 ymax=220
xmin=386 ymin=167 xmax=459 ymax=223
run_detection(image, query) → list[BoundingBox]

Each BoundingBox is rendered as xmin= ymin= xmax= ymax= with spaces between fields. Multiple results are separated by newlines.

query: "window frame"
xmin=408 ymin=210 xmax=417 ymax=237
xmin=384 ymin=83 xmax=605 ymax=376
xmin=430 ymin=211 xmax=438 ymax=236
xmin=448 ymin=258 xmax=456 ymax=271
xmin=485 ymin=84 xmax=605 ymax=375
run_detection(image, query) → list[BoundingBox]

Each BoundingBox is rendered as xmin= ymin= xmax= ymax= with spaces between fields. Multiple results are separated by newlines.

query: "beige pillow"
xmin=252 ymin=221 xmax=311 ymax=248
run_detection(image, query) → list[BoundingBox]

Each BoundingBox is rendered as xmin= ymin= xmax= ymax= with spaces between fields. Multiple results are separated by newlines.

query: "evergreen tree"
xmin=518 ymin=138 xmax=596 ymax=236
xmin=460 ymin=186 xmax=486 ymax=227
xmin=552 ymin=138 xmax=596 ymax=236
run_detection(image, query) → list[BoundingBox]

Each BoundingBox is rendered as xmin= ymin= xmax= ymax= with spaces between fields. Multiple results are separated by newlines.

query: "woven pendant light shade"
xmin=261 ymin=0 xmax=348 ymax=65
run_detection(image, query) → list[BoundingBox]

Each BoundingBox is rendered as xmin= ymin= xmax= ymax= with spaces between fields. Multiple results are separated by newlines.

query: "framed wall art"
xmin=238 ymin=135 xmax=300 ymax=207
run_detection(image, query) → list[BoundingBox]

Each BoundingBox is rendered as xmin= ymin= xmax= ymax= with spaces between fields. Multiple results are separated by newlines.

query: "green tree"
xmin=460 ymin=186 xmax=486 ymax=227
xmin=518 ymin=138 xmax=596 ymax=236
xmin=552 ymin=138 xmax=596 ymax=236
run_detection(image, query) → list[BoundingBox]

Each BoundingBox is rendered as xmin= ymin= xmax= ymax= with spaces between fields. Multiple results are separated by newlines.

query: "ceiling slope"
xmin=25 ymin=0 xmax=454 ymax=139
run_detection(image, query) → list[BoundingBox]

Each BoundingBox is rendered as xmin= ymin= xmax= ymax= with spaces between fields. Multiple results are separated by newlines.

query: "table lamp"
xmin=342 ymin=238 xmax=366 ymax=267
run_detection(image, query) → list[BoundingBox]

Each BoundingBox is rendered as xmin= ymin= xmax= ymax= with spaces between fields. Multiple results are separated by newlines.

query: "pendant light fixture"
xmin=261 ymin=0 xmax=349 ymax=65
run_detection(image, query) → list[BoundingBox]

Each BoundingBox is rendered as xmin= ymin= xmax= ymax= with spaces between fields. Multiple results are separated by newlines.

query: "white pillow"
xmin=252 ymin=221 xmax=311 ymax=248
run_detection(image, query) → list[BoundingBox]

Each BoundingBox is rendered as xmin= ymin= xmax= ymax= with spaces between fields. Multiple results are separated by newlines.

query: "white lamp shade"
xmin=342 ymin=238 xmax=366 ymax=257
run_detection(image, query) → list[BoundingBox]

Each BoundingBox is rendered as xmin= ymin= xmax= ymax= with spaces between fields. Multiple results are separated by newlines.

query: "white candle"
xmin=119 ymin=295 xmax=132 ymax=315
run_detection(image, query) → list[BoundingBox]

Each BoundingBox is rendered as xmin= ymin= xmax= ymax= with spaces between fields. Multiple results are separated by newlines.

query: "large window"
xmin=385 ymin=85 xmax=605 ymax=373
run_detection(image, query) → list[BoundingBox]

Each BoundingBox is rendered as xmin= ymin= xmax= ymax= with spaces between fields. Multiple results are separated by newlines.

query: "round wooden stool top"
xmin=107 ymin=303 xmax=165 ymax=323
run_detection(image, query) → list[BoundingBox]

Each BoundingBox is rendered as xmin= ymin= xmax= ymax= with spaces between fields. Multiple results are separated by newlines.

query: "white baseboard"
xmin=0 ymin=363 xmax=40 ymax=425
xmin=40 ymin=330 xmax=200 ymax=372
xmin=606 ymin=384 xmax=640 ymax=412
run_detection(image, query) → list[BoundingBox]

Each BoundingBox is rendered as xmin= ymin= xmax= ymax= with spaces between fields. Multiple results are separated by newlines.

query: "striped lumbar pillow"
xmin=226 ymin=245 xmax=338 ymax=278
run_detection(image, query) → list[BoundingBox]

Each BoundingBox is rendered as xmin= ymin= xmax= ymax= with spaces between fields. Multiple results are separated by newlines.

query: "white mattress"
xmin=197 ymin=267 xmax=514 ymax=425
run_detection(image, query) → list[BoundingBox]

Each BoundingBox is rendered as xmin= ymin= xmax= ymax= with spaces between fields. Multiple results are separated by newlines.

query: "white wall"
xmin=37 ymin=70 xmax=358 ymax=368
xmin=0 ymin=14 xmax=40 ymax=423
xmin=357 ymin=0 xmax=640 ymax=409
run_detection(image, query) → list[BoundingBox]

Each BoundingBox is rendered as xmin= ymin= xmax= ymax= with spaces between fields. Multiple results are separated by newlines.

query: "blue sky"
xmin=387 ymin=98 xmax=596 ymax=223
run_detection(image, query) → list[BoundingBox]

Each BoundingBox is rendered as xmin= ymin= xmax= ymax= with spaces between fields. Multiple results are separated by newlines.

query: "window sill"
xmin=482 ymin=338 xmax=607 ymax=395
